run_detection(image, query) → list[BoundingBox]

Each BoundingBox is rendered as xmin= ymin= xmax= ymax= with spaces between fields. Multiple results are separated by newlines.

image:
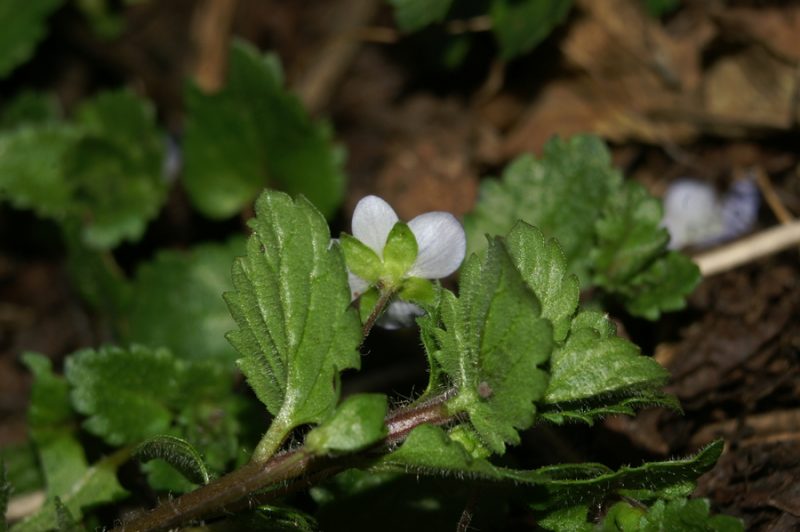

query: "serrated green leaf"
xmin=540 ymin=393 xmax=681 ymax=426
xmin=544 ymin=327 xmax=669 ymax=404
xmin=340 ymin=233 xmax=382 ymax=283
xmin=65 ymin=345 xmax=178 ymax=446
xmin=506 ymin=222 xmax=580 ymax=343
xmin=126 ymin=237 xmax=244 ymax=363
xmin=383 ymin=222 xmax=418 ymax=282
xmin=539 ymin=505 xmax=593 ymax=532
xmin=67 ymin=89 xmax=167 ymax=249
xmin=228 ymin=504 xmax=319 ymax=532
xmin=134 ymin=435 xmax=210 ymax=485
xmin=184 ymin=40 xmax=346 ymax=219
xmin=306 ymin=394 xmax=388 ymax=455
xmin=0 ymin=124 xmax=79 ymax=218
xmin=465 ymin=134 xmax=701 ymax=319
xmin=531 ymin=441 xmax=725 ymax=513
xmin=0 ymin=0 xmax=64 ymax=78
xmin=225 ymin=190 xmax=361 ymax=460
xmin=434 ymin=238 xmax=552 ymax=453
xmin=618 ymin=251 xmax=701 ymax=320
xmin=592 ymin=181 xmax=670 ymax=286
xmin=388 ymin=0 xmax=453 ymax=32
xmin=490 ymin=0 xmax=574 ymax=59
xmin=465 ymin=135 xmax=621 ymax=283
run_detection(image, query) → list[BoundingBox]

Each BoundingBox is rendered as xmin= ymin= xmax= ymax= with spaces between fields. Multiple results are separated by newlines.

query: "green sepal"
xmin=358 ymin=287 xmax=380 ymax=324
xmin=305 ymin=394 xmax=388 ymax=455
xmin=382 ymin=222 xmax=418 ymax=282
xmin=134 ymin=435 xmax=210 ymax=485
xmin=340 ymin=233 xmax=382 ymax=283
xmin=398 ymin=277 xmax=436 ymax=306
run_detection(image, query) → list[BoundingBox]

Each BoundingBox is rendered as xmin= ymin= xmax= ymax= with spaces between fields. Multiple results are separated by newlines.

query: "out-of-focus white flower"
xmin=662 ymin=178 xmax=759 ymax=249
xmin=346 ymin=195 xmax=466 ymax=328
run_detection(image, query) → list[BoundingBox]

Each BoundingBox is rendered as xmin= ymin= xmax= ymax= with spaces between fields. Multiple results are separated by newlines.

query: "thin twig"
xmin=190 ymin=0 xmax=239 ymax=92
xmin=752 ymin=167 xmax=795 ymax=224
xmin=693 ymin=221 xmax=800 ymax=276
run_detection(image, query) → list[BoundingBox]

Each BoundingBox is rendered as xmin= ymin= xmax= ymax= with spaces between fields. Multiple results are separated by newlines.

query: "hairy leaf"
xmin=127 ymin=237 xmax=244 ymax=363
xmin=306 ymin=394 xmax=388 ymax=455
xmin=134 ymin=435 xmax=210 ymax=485
xmin=225 ymin=190 xmax=361 ymax=458
xmin=434 ymin=238 xmax=552 ymax=453
xmin=184 ymin=40 xmax=346 ymax=219
xmin=388 ymin=0 xmax=453 ymax=32
xmin=465 ymin=135 xmax=621 ymax=282
xmin=505 ymin=222 xmax=579 ymax=343
xmin=544 ymin=323 xmax=669 ymax=404
xmin=490 ymin=0 xmax=574 ymax=59
xmin=618 ymin=251 xmax=701 ymax=320
xmin=0 ymin=444 xmax=43 ymax=495
xmin=0 ymin=0 xmax=64 ymax=78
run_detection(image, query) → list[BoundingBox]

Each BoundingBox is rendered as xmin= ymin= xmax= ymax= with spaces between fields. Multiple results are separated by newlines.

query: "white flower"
xmin=347 ymin=195 xmax=466 ymax=327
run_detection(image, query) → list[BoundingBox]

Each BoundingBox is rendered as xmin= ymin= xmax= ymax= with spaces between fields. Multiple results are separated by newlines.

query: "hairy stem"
xmin=361 ymin=285 xmax=395 ymax=338
xmin=114 ymin=390 xmax=454 ymax=532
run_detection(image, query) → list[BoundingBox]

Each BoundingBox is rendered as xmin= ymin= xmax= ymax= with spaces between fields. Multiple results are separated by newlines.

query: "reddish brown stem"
xmin=114 ymin=390 xmax=455 ymax=531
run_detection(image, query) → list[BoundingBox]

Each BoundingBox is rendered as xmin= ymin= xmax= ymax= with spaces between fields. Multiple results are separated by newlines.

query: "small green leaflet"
xmin=433 ymin=238 xmax=552 ymax=454
xmin=134 ymin=435 xmax=210 ymax=485
xmin=464 ymin=134 xmax=700 ymax=319
xmin=0 ymin=0 xmax=64 ymax=78
xmin=225 ymin=190 xmax=361 ymax=460
xmin=126 ymin=237 xmax=244 ymax=364
xmin=490 ymin=0 xmax=574 ymax=59
xmin=183 ymin=40 xmax=346 ymax=220
xmin=388 ymin=0 xmax=452 ymax=32
xmin=306 ymin=394 xmax=388 ymax=455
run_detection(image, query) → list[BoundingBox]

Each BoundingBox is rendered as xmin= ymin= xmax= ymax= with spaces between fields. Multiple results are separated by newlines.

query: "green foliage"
xmin=126 ymin=237 xmax=244 ymax=364
xmin=0 ymin=90 xmax=59 ymax=128
xmin=505 ymin=222 xmax=580 ymax=343
xmin=225 ymin=189 xmax=361 ymax=459
xmin=134 ymin=435 xmax=210 ymax=485
xmin=16 ymin=354 xmax=127 ymax=532
xmin=0 ymin=0 xmax=64 ymax=78
xmin=382 ymin=222 xmax=418 ymax=282
xmin=432 ymin=239 xmax=552 ymax=453
xmin=464 ymin=134 xmax=701 ymax=319
xmin=601 ymin=498 xmax=743 ymax=531
xmin=183 ymin=40 xmax=346 ymax=220
xmin=388 ymin=0 xmax=453 ymax=32
xmin=340 ymin=233 xmax=382 ymax=282
xmin=490 ymin=0 xmax=574 ymax=59
xmin=0 ymin=444 xmax=43 ymax=495
xmin=306 ymin=394 xmax=388 ymax=455
xmin=0 ymin=89 xmax=167 ymax=249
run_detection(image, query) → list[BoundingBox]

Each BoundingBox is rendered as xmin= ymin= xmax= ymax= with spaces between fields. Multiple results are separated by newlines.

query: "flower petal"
xmin=407 ymin=212 xmax=466 ymax=278
xmin=377 ymin=300 xmax=425 ymax=330
xmin=348 ymin=272 xmax=369 ymax=301
xmin=351 ymin=195 xmax=399 ymax=256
